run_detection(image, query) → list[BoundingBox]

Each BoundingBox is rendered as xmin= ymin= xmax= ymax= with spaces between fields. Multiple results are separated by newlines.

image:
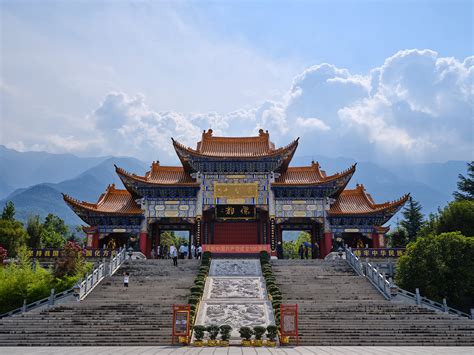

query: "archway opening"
xmin=281 ymin=230 xmax=313 ymax=259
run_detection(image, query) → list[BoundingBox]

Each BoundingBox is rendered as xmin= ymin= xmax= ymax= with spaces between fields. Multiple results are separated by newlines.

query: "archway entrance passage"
xmin=281 ymin=230 xmax=312 ymax=259
xmin=149 ymin=221 xmax=195 ymax=259
xmin=277 ymin=221 xmax=322 ymax=259
xmin=342 ymin=232 xmax=372 ymax=248
xmin=156 ymin=230 xmax=191 ymax=259
xmin=100 ymin=232 xmax=137 ymax=250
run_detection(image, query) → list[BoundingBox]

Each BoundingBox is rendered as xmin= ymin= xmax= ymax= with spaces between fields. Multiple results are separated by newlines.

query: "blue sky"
xmin=1 ymin=0 xmax=473 ymax=164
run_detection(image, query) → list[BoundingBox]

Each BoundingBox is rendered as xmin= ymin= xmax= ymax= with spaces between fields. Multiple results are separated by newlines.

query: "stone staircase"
xmin=0 ymin=259 xmax=199 ymax=346
xmin=272 ymin=259 xmax=474 ymax=346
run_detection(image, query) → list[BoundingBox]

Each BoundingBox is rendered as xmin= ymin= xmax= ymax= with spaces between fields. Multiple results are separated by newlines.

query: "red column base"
xmin=372 ymin=233 xmax=379 ymax=248
xmin=92 ymin=232 xmax=99 ymax=249
xmin=321 ymin=232 xmax=333 ymax=259
xmin=139 ymin=232 xmax=148 ymax=256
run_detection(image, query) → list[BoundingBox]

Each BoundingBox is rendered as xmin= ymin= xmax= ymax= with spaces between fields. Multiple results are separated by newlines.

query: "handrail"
xmin=345 ymin=246 xmax=472 ymax=319
xmin=0 ymin=247 xmax=128 ymax=318
xmin=0 ymin=288 xmax=74 ymax=319
xmin=78 ymin=247 xmax=127 ymax=300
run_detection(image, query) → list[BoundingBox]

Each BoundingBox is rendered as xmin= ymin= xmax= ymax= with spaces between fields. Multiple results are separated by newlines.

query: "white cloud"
xmin=2 ymin=49 xmax=473 ymax=164
xmin=295 ymin=117 xmax=330 ymax=131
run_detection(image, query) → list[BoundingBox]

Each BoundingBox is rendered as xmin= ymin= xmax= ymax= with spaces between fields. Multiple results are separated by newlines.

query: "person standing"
xmin=123 ymin=272 xmax=129 ymax=288
xmin=276 ymin=241 xmax=283 ymax=259
xmin=304 ymin=245 xmax=309 ymax=259
xmin=179 ymin=243 xmax=186 ymax=259
xmin=191 ymin=244 xmax=195 ymax=259
xmin=196 ymin=244 xmax=202 ymax=260
xmin=313 ymin=242 xmax=319 ymax=259
xmin=298 ymin=244 xmax=304 ymax=259
xmin=170 ymin=245 xmax=178 ymax=266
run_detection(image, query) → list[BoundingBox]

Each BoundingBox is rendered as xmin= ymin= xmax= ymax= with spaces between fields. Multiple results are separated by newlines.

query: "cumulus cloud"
xmin=5 ymin=49 xmax=473 ymax=164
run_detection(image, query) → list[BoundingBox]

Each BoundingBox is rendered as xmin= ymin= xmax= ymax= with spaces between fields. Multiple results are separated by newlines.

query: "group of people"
xmin=149 ymin=243 xmax=203 ymax=266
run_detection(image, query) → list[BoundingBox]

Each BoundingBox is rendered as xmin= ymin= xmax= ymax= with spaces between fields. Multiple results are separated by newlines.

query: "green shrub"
xmin=253 ymin=326 xmax=266 ymax=340
xmin=206 ymin=324 xmax=220 ymax=340
xmin=188 ymin=296 xmax=200 ymax=305
xmin=190 ymin=285 xmax=203 ymax=294
xmin=266 ymin=325 xmax=278 ymax=341
xmin=219 ymin=325 xmax=232 ymax=341
xmin=239 ymin=326 xmax=253 ymax=340
xmin=193 ymin=325 xmax=206 ymax=341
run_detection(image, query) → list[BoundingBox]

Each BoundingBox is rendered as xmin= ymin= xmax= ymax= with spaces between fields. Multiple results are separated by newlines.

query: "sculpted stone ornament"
xmin=209 ymin=259 xmax=261 ymax=276
xmin=194 ymin=259 xmax=275 ymax=340
xmin=208 ymin=278 xmax=263 ymax=299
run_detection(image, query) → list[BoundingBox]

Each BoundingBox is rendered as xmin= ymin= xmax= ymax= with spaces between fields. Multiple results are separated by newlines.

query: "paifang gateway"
xmin=63 ymin=129 xmax=409 ymax=258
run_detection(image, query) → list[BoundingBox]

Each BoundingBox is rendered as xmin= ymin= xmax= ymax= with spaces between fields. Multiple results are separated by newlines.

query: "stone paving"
xmin=1 ymin=346 xmax=473 ymax=354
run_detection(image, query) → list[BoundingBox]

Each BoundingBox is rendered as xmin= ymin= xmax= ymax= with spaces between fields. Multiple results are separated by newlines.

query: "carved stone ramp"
xmin=273 ymin=259 xmax=474 ymax=346
xmin=194 ymin=259 xmax=275 ymax=340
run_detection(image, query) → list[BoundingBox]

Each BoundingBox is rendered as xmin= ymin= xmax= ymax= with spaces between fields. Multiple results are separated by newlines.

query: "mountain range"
xmin=0 ymin=145 xmax=467 ymax=227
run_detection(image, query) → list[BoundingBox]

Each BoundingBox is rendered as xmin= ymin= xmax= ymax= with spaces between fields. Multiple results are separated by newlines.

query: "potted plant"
xmin=265 ymin=325 xmax=278 ymax=346
xmin=219 ymin=325 xmax=232 ymax=346
xmin=206 ymin=324 xmax=220 ymax=346
xmin=192 ymin=325 xmax=206 ymax=347
xmin=239 ymin=326 xmax=253 ymax=346
xmin=252 ymin=326 xmax=266 ymax=346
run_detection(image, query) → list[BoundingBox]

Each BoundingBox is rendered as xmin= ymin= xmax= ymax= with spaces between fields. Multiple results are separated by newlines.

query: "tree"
xmin=26 ymin=215 xmax=43 ymax=248
xmin=454 ymin=161 xmax=474 ymax=201
xmin=40 ymin=228 xmax=66 ymax=248
xmin=0 ymin=219 xmax=28 ymax=257
xmin=396 ymin=232 xmax=474 ymax=312
xmin=43 ymin=214 xmax=69 ymax=236
xmin=386 ymin=227 xmax=409 ymax=248
xmin=159 ymin=231 xmax=187 ymax=247
xmin=436 ymin=200 xmax=474 ymax=237
xmin=400 ymin=197 xmax=424 ymax=242
xmin=282 ymin=232 xmax=311 ymax=259
xmin=1 ymin=201 xmax=15 ymax=221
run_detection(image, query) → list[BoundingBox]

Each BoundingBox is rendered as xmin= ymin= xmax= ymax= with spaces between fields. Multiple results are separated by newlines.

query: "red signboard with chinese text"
xmin=172 ymin=304 xmax=190 ymax=345
xmin=280 ymin=304 xmax=299 ymax=345
xmin=202 ymin=244 xmax=271 ymax=254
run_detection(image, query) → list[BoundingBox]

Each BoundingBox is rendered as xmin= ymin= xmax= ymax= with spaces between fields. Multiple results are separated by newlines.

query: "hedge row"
xmin=189 ymin=251 xmax=212 ymax=321
xmin=259 ymin=251 xmax=281 ymax=326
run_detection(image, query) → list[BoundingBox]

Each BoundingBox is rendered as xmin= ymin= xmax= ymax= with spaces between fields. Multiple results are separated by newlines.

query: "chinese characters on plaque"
xmin=216 ymin=204 xmax=256 ymax=219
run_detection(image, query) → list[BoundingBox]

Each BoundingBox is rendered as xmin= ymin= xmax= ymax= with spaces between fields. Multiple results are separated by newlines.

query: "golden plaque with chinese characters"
xmin=214 ymin=182 xmax=258 ymax=199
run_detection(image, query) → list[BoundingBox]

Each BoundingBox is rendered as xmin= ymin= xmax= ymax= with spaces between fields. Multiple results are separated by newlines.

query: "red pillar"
xmin=321 ymin=232 xmax=333 ymax=259
xmin=92 ymin=231 xmax=99 ymax=249
xmin=139 ymin=232 xmax=148 ymax=256
xmin=372 ymin=233 xmax=379 ymax=248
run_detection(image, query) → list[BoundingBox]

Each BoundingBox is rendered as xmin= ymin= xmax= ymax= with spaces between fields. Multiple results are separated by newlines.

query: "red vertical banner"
xmin=172 ymin=304 xmax=190 ymax=345
xmin=280 ymin=304 xmax=299 ymax=345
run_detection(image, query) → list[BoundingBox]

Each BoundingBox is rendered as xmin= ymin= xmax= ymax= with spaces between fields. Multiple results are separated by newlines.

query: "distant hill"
xmin=0 ymin=145 xmax=110 ymax=199
xmin=1 ymin=157 xmax=148 ymax=225
xmin=0 ymin=147 xmax=467 ymax=228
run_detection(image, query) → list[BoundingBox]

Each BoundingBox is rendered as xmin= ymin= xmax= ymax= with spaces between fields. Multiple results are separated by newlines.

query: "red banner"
xmin=172 ymin=304 xmax=190 ymax=345
xmin=202 ymin=244 xmax=271 ymax=254
xmin=280 ymin=304 xmax=299 ymax=345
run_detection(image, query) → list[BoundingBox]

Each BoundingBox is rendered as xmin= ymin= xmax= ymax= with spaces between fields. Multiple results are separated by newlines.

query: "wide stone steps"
xmin=0 ymin=259 xmax=199 ymax=346
xmin=272 ymin=259 xmax=474 ymax=346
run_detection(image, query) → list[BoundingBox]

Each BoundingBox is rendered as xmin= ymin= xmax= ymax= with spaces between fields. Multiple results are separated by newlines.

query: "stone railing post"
xmin=415 ymin=288 xmax=421 ymax=305
xmin=22 ymin=299 xmax=27 ymax=313
xmin=48 ymin=288 xmax=55 ymax=307
xmin=470 ymin=309 xmax=474 ymax=320
xmin=443 ymin=298 xmax=448 ymax=313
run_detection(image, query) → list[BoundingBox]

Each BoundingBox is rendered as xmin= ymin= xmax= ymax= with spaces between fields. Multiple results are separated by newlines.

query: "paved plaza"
xmin=2 ymin=347 xmax=473 ymax=355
